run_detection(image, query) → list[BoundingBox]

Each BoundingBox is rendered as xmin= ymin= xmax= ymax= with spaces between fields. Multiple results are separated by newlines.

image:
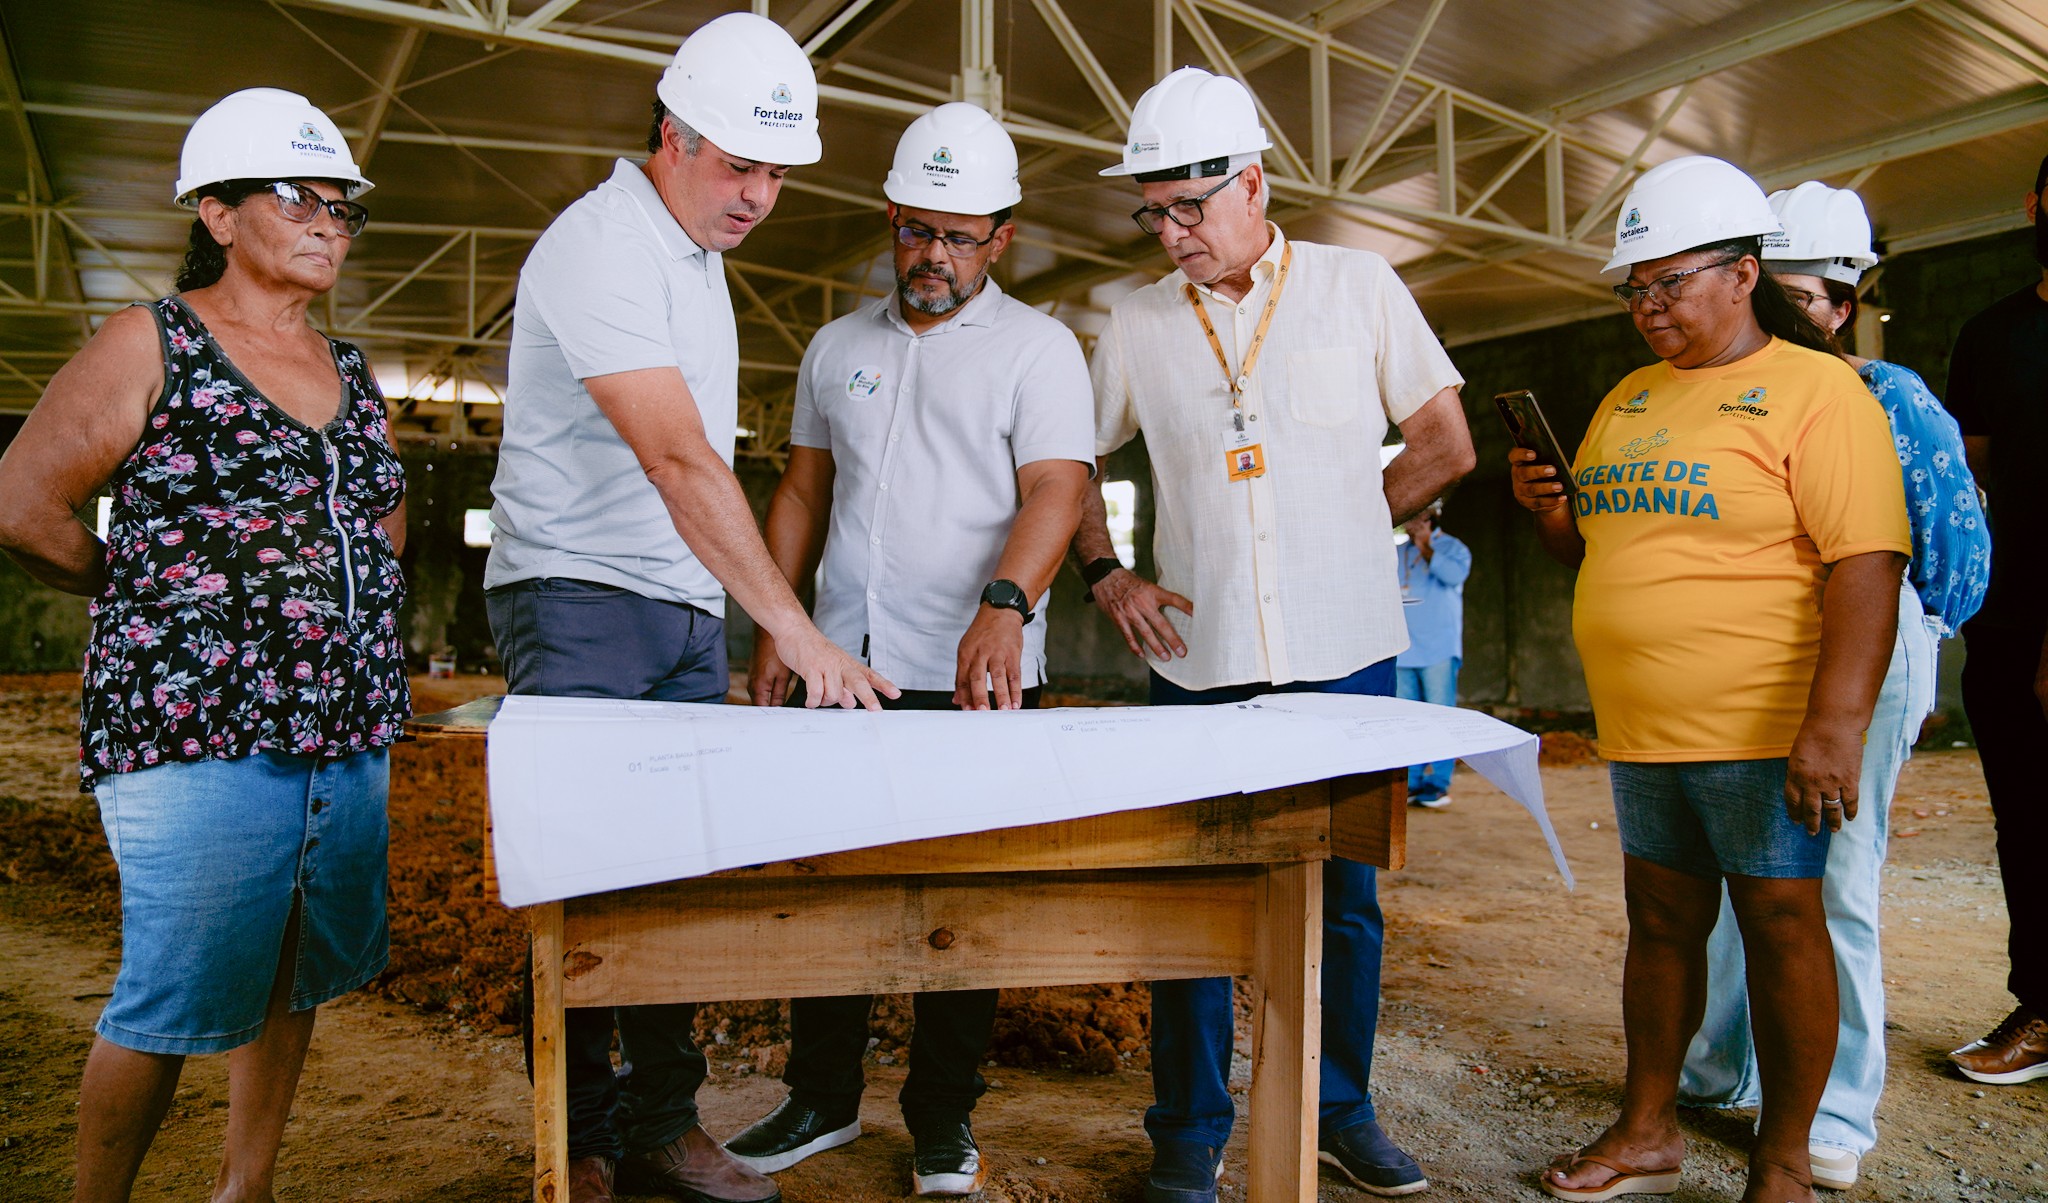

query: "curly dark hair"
xmin=174 ymin=180 xmax=276 ymax=292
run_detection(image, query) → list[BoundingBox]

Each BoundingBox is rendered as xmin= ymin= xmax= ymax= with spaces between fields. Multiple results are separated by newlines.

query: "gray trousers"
xmin=486 ymin=576 xmax=726 ymax=1161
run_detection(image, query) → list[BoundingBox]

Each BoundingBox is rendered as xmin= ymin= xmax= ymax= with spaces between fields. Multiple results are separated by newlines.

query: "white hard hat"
xmin=1602 ymin=155 xmax=1781 ymax=276
xmin=1100 ymin=66 xmax=1271 ymax=179
xmin=1762 ymin=181 xmax=1879 ymax=285
xmin=174 ymin=88 xmax=372 ymax=207
xmin=883 ymin=103 xmax=1020 ymax=215
xmin=656 ymin=12 xmax=821 ymax=166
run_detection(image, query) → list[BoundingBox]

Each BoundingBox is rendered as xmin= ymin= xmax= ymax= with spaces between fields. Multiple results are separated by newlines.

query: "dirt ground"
xmin=1 ymin=674 xmax=2042 ymax=1202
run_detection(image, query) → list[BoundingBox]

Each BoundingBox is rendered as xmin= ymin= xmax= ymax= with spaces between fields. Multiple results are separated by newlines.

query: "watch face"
xmin=985 ymin=580 xmax=1024 ymax=609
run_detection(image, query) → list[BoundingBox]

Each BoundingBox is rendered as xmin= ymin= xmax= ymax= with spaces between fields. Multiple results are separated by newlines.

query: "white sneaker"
xmin=1411 ymin=794 xmax=1451 ymax=810
xmin=1809 ymin=1144 xmax=1859 ymax=1190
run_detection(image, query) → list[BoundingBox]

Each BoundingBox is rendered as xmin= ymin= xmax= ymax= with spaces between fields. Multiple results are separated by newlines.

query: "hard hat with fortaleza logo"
xmin=1603 ymin=155 xmax=1781 ymax=276
xmin=656 ymin=12 xmax=821 ymax=166
xmin=884 ymin=103 xmax=1020 ymax=215
xmin=1100 ymin=66 xmax=1272 ymax=179
xmin=1761 ymin=181 xmax=1879 ymax=285
xmin=174 ymin=88 xmax=372 ymax=207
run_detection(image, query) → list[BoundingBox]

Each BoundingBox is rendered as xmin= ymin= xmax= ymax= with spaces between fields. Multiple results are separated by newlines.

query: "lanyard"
xmin=1188 ymin=241 xmax=1292 ymax=432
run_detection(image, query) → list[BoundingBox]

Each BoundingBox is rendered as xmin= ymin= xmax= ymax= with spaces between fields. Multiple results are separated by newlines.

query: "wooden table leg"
xmin=1247 ymin=860 xmax=1323 ymax=1202
xmin=530 ymin=901 xmax=569 ymax=1203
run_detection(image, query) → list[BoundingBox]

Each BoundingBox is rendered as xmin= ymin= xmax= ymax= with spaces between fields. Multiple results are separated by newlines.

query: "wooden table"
xmin=404 ymin=698 xmax=1406 ymax=1203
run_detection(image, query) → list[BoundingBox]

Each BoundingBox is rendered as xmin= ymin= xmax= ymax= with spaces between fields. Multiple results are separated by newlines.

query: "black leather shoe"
xmin=1318 ymin=1119 xmax=1428 ymax=1196
xmin=724 ymin=1096 xmax=862 ymax=1174
xmin=1145 ymin=1139 xmax=1223 ymax=1203
xmin=911 ymin=1119 xmax=986 ymax=1196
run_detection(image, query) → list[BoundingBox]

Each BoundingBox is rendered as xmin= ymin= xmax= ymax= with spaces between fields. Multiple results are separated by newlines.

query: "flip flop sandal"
xmin=1539 ymin=1151 xmax=1682 ymax=1202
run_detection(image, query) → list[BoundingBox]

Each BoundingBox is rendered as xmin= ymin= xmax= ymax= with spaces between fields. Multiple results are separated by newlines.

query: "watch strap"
xmin=1080 ymin=556 xmax=1122 ymax=587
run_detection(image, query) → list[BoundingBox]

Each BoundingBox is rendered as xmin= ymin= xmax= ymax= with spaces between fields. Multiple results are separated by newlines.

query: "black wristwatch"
xmin=981 ymin=578 xmax=1034 ymax=623
xmin=1080 ymin=557 xmax=1122 ymax=587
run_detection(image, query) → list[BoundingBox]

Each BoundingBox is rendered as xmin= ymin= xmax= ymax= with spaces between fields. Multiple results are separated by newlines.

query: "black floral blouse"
xmin=79 ymin=296 xmax=410 ymax=789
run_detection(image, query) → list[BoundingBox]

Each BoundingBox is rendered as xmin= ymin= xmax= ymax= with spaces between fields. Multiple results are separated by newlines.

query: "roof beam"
xmin=1754 ymin=85 xmax=2048 ymax=187
xmin=266 ymin=0 xmax=1123 ymax=156
xmin=1546 ymin=0 xmax=1930 ymax=124
xmin=1918 ymin=0 xmax=2048 ymax=86
xmin=0 ymin=11 xmax=90 ymax=339
xmin=355 ymin=27 xmax=424 ymax=169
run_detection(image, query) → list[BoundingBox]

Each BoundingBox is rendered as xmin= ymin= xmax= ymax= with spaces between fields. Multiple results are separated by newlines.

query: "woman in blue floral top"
xmin=1681 ymin=181 xmax=1988 ymax=1193
xmin=0 ymin=89 xmax=406 ymax=1201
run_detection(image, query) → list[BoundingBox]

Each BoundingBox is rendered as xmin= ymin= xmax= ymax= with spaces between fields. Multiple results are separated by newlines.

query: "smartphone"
xmin=1492 ymin=389 xmax=1576 ymax=500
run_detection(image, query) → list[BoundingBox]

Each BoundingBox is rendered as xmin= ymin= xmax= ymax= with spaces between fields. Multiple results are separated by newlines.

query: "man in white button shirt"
xmin=1072 ymin=67 xmax=1475 ymax=1202
xmin=483 ymin=16 xmax=895 ymax=1203
xmin=727 ymin=102 xmax=1093 ymax=1198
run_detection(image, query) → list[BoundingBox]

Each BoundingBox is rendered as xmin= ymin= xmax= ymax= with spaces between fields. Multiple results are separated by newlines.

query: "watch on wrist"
xmin=981 ymin=578 xmax=1034 ymax=623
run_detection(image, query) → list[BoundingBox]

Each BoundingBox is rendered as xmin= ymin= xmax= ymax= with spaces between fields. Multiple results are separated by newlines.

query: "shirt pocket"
xmin=1280 ymin=345 xmax=1373 ymax=428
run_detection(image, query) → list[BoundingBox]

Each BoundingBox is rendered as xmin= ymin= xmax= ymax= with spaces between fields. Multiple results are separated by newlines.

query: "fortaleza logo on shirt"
xmin=1720 ymin=386 xmax=1770 ymax=420
xmin=1574 ymin=454 xmax=1721 ymax=521
xmin=846 ymin=366 xmax=883 ymax=399
xmin=1611 ymin=388 xmax=1651 ymax=416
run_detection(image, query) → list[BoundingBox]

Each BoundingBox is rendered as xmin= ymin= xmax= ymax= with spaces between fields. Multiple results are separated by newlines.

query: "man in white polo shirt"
xmin=1072 ymin=68 xmax=1474 ymax=1202
xmin=484 ymin=15 xmax=895 ymax=1203
xmin=726 ymin=103 xmax=1092 ymax=1197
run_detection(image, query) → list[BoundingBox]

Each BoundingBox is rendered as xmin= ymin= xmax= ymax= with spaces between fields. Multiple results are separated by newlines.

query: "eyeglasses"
xmin=1130 ymin=170 xmax=1245 ymax=236
xmin=1781 ymin=286 xmax=1828 ymax=310
xmin=265 ymin=181 xmax=369 ymax=238
xmin=895 ymin=224 xmax=998 ymax=256
xmin=1611 ymin=257 xmax=1740 ymax=308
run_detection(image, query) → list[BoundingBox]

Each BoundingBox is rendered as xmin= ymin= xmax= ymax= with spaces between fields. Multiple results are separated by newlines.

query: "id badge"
xmin=1222 ymin=428 xmax=1267 ymax=481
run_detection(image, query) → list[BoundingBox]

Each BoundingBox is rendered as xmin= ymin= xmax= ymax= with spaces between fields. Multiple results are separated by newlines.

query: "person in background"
xmin=0 ymin=89 xmax=406 ymax=1203
xmin=1077 ymin=66 xmax=1474 ymax=1202
xmin=1940 ymin=151 xmax=2048 ymax=1089
xmin=1394 ymin=499 xmax=1471 ymax=809
xmin=727 ymin=102 xmax=1092 ymax=1197
xmin=482 ymin=16 xmax=895 ymax=1203
xmin=1511 ymin=156 xmax=1907 ymax=1203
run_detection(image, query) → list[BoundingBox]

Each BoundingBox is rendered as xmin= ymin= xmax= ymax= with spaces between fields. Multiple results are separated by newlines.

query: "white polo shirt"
xmin=1094 ymin=224 xmax=1464 ymax=691
xmin=486 ymin=158 xmax=739 ymax=613
xmin=791 ymin=279 xmax=1095 ymax=691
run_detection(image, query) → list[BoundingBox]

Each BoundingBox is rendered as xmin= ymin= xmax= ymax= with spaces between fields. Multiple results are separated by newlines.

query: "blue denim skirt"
xmin=92 ymin=749 xmax=390 ymax=1054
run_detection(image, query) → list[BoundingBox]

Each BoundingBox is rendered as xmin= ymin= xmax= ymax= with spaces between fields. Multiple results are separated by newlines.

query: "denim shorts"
xmin=93 ymin=750 xmax=390 ymax=1054
xmin=1608 ymin=758 xmax=1830 ymax=880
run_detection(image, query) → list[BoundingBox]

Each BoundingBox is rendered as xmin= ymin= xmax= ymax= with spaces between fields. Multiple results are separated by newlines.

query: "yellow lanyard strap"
xmin=1188 ymin=241 xmax=1293 ymax=429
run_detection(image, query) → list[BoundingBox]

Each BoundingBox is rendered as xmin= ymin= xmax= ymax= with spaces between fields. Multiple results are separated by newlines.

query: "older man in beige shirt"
xmin=1070 ymin=67 xmax=1474 ymax=1203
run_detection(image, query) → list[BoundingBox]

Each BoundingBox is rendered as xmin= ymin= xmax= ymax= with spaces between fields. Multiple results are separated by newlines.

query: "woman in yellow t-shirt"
xmin=1511 ymin=157 xmax=1909 ymax=1203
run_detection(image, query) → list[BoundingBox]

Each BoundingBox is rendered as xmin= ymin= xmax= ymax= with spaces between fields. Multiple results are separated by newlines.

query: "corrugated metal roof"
xmin=1 ymin=0 xmax=2042 ymax=436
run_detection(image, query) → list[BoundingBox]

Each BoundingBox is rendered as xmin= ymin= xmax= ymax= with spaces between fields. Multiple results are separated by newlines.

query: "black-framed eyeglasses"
xmin=1611 ymin=256 xmax=1740 ymax=308
xmin=1130 ymin=169 xmax=1245 ymax=236
xmin=1781 ymin=285 xmax=1829 ymax=310
xmin=895 ymin=223 xmax=998 ymax=256
xmin=265 ymin=181 xmax=369 ymax=238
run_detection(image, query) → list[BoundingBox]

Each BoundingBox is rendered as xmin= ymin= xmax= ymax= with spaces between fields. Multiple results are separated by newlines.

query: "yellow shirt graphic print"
xmin=1569 ymin=338 xmax=1910 ymax=762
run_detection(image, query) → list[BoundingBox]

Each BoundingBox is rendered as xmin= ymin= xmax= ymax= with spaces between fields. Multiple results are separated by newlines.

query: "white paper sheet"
xmin=485 ymin=694 xmax=1572 ymax=906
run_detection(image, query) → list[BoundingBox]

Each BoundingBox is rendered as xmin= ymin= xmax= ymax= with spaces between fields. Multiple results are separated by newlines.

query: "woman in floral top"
xmin=0 ymin=89 xmax=406 ymax=1201
xmin=1681 ymin=181 xmax=1989 ymax=1193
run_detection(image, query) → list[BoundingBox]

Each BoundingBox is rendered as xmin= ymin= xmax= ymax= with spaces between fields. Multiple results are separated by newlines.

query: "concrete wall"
xmin=1 ymin=225 xmax=2033 ymax=728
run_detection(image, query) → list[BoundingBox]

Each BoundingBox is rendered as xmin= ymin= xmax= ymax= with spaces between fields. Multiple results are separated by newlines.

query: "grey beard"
xmin=899 ymin=267 xmax=985 ymax=316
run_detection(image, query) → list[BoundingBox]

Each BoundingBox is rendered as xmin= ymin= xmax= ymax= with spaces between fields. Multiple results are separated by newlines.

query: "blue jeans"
xmin=94 ymin=750 xmax=390 ymax=1055
xmin=1680 ymin=585 xmax=1939 ymax=1156
xmin=1394 ymin=657 xmax=1460 ymax=801
xmin=487 ymin=577 xmax=728 ymax=1161
xmin=1145 ymin=658 xmax=1396 ymax=1147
